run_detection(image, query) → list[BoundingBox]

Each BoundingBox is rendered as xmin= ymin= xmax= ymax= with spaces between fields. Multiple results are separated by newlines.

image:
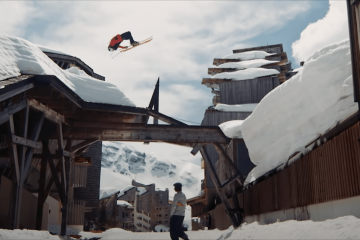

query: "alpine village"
xmin=1 ymin=1 xmax=360 ymax=240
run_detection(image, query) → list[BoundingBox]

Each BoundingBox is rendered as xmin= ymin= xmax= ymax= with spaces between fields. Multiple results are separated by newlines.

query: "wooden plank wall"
xmin=238 ymin=122 xmax=360 ymax=216
xmin=219 ymin=77 xmax=279 ymax=104
xmin=67 ymin=200 xmax=86 ymax=225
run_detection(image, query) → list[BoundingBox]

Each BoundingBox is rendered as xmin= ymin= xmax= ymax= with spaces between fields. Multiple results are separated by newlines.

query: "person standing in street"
xmin=170 ymin=183 xmax=189 ymax=240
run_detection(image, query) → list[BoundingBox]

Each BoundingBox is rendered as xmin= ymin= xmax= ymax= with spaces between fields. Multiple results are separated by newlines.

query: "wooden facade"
xmin=190 ymin=43 xmax=295 ymax=228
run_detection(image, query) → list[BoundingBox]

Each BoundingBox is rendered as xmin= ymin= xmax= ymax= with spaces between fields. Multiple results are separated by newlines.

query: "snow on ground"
xmin=215 ymin=103 xmax=258 ymax=112
xmin=0 ymin=34 xmax=135 ymax=106
xmin=237 ymin=39 xmax=357 ymax=185
xmin=223 ymin=50 xmax=276 ymax=60
xmin=212 ymin=68 xmax=279 ymax=80
xmin=219 ymin=120 xmax=244 ymax=139
xmin=217 ymin=59 xmax=279 ymax=69
xmin=3 ymin=215 xmax=360 ymax=239
xmin=154 ymin=224 xmax=170 ymax=232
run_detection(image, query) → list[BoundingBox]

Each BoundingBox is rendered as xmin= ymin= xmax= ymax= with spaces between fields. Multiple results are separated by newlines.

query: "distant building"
xmin=118 ymin=180 xmax=172 ymax=232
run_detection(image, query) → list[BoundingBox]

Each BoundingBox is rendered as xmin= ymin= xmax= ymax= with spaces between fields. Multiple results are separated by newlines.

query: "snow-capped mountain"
xmin=100 ymin=141 xmax=204 ymax=200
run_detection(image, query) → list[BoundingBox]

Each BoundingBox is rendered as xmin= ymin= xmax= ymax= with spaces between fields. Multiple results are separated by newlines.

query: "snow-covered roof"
xmin=237 ymin=39 xmax=357 ymax=185
xmin=99 ymin=187 xmax=119 ymax=200
xmin=217 ymin=59 xmax=279 ymax=69
xmin=117 ymin=200 xmax=133 ymax=207
xmin=215 ymin=103 xmax=258 ymax=112
xmin=36 ymin=44 xmax=72 ymax=56
xmin=136 ymin=187 xmax=147 ymax=195
xmin=223 ymin=51 xmax=276 ymax=60
xmin=212 ymin=68 xmax=279 ymax=80
xmin=0 ymin=34 xmax=135 ymax=107
xmin=118 ymin=186 xmax=136 ymax=197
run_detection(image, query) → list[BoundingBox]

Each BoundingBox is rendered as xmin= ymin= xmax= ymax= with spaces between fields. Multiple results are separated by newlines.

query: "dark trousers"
xmin=121 ymin=31 xmax=135 ymax=44
xmin=170 ymin=215 xmax=186 ymax=240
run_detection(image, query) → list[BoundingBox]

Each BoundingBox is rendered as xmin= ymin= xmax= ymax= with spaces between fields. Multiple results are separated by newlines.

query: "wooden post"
xmin=148 ymin=78 xmax=160 ymax=125
xmin=200 ymin=146 xmax=240 ymax=227
xmin=36 ymin=155 xmax=47 ymax=230
xmin=8 ymin=114 xmax=21 ymax=229
xmin=60 ymin=139 xmax=72 ymax=236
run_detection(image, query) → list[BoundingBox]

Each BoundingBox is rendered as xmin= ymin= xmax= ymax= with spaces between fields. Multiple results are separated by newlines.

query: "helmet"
xmin=108 ymin=47 xmax=113 ymax=52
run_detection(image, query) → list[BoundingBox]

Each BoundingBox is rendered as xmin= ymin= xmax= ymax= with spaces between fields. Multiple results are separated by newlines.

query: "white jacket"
xmin=170 ymin=192 xmax=186 ymax=216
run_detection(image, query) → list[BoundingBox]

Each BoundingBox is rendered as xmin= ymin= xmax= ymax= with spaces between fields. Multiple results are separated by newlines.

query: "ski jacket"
xmin=170 ymin=192 xmax=186 ymax=217
xmin=108 ymin=34 xmax=123 ymax=49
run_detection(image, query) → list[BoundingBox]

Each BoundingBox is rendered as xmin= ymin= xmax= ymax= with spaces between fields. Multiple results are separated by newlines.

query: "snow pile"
xmin=154 ymin=224 xmax=170 ymax=232
xmin=117 ymin=200 xmax=133 ymax=207
xmin=217 ymin=59 xmax=279 ymax=69
xmin=215 ymin=103 xmax=258 ymax=112
xmin=223 ymin=50 xmax=275 ymax=60
xmin=239 ymin=39 xmax=357 ymax=184
xmin=0 ymin=34 xmax=135 ymax=106
xmin=219 ymin=120 xmax=244 ymax=139
xmin=212 ymin=68 xmax=279 ymax=80
xmin=99 ymin=187 xmax=119 ymax=200
xmin=0 ymin=229 xmax=60 ymax=240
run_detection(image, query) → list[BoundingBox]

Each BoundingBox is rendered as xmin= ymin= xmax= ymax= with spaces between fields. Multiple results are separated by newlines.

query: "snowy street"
xmin=1 ymin=215 xmax=360 ymax=239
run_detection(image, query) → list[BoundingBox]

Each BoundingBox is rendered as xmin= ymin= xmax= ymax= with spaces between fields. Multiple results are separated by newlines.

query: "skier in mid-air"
xmin=108 ymin=31 xmax=139 ymax=51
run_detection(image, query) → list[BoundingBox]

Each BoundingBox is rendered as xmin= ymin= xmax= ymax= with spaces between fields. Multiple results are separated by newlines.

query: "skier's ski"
xmin=111 ymin=36 xmax=153 ymax=58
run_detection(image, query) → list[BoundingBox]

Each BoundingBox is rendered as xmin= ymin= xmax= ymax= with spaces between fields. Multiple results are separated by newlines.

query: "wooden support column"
xmin=148 ymin=78 xmax=160 ymax=125
xmin=8 ymin=115 xmax=21 ymax=229
xmin=35 ymin=154 xmax=47 ymax=230
xmin=200 ymin=146 xmax=240 ymax=227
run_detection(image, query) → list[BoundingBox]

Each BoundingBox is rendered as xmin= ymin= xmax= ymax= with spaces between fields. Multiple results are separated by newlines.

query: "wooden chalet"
xmin=187 ymin=43 xmax=295 ymax=229
xmin=0 ymin=40 xmax=235 ymax=236
xmin=189 ymin=0 xmax=360 ymax=231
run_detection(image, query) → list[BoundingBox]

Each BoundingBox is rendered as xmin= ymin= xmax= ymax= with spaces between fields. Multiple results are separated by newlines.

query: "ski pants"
xmin=121 ymin=31 xmax=135 ymax=44
xmin=170 ymin=215 xmax=186 ymax=240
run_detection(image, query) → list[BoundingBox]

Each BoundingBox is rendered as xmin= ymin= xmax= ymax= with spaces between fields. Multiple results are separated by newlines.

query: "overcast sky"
xmin=0 ymin=1 xmax=349 ymax=165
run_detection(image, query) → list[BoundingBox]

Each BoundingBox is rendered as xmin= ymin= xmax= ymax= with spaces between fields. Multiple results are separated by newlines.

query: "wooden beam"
xmin=43 ymin=140 xmax=64 ymax=203
xmin=36 ymin=155 xmax=47 ymax=230
xmin=0 ymin=99 xmax=27 ymax=126
xmin=63 ymin=125 xmax=229 ymax=144
xmin=147 ymin=110 xmax=186 ymax=126
xmin=28 ymin=98 xmax=66 ymax=124
xmin=8 ymin=114 xmax=21 ymax=229
xmin=57 ymin=123 xmax=66 ymax=194
xmin=0 ymin=82 xmax=34 ymax=102
xmin=11 ymin=135 xmax=41 ymax=149
xmin=200 ymin=146 xmax=240 ymax=227
xmin=70 ymin=139 xmax=98 ymax=153
xmin=60 ymin=139 xmax=72 ymax=236
xmin=22 ymin=113 xmax=45 ymax=183
xmin=213 ymin=143 xmax=243 ymax=185
xmin=191 ymin=143 xmax=203 ymax=156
